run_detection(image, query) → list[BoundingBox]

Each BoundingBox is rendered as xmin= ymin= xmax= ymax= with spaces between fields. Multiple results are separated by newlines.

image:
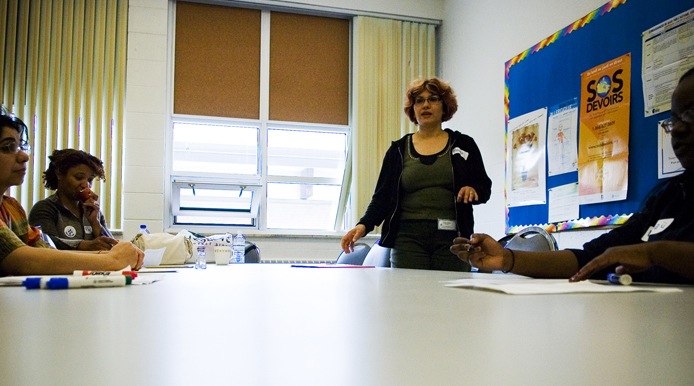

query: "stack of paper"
xmin=444 ymin=277 xmax=682 ymax=295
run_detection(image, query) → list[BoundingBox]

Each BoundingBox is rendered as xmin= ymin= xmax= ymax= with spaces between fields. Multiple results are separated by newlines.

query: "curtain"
xmin=0 ymin=0 xmax=127 ymax=230
xmin=343 ymin=16 xmax=436 ymax=230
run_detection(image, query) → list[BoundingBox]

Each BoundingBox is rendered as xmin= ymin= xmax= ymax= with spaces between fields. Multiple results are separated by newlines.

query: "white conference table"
xmin=1 ymin=264 xmax=693 ymax=386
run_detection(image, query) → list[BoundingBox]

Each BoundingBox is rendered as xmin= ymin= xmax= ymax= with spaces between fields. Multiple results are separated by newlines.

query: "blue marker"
xmin=23 ymin=275 xmax=131 ymax=289
xmin=22 ymin=277 xmax=50 ymax=289
xmin=607 ymin=273 xmax=632 ymax=286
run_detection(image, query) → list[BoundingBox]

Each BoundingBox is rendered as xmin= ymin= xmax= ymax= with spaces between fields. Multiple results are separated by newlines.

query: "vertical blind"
xmin=348 ymin=16 xmax=436 ymax=229
xmin=0 ymin=0 xmax=127 ymax=230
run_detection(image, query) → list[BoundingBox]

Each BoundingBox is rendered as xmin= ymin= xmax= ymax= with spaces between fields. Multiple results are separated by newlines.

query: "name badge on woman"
xmin=438 ymin=219 xmax=456 ymax=231
xmin=641 ymin=218 xmax=674 ymax=241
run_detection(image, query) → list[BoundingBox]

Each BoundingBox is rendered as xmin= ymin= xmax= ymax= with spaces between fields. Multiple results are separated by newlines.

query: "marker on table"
xmin=73 ymin=270 xmax=138 ymax=279
xmin=23 ymin=275 xmax=131 ymax=289
xmin=22 ymin=277 xmax=51 ymax=289
xmin=607 ymin=273 xmax=632 ymax=286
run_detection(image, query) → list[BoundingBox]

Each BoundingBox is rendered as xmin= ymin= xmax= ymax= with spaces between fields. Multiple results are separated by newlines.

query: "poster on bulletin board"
xmin=503 ymin=0 xmax=694 ymax=233
xmin=577 ymin=53 xmax=631 ymax=205
xmin=506 ymin=108 xmax=547 ymax=207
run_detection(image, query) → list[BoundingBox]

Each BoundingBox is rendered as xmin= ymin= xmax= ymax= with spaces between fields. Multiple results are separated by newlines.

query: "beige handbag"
xmin=131 ymin=232 xmax=193 ymax=265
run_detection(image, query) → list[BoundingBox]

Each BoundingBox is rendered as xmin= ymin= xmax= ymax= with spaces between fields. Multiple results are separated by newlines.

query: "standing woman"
xmin=29 ymin=149 xmax=118 ymax=251
xmin=0 ymin=109 xmax=143 ymax=275
xmin=341 ymin=77 xmax=492 ymax=271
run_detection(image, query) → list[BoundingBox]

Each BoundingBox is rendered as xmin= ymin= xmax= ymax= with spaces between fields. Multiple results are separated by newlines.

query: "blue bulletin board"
xmin=504 ymin=0 xmax=693 ymax=233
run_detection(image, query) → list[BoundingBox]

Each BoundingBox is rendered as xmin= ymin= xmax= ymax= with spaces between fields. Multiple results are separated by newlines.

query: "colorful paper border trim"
xmin=506 ymin=213 xmax=632 ymax=235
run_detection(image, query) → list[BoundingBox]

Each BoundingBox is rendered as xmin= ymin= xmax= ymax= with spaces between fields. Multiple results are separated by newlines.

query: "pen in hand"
xmin=607 ymin=273 xmax=632 ymax=286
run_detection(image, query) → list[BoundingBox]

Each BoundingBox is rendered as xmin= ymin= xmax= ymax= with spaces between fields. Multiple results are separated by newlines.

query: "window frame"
xmin=167 ymin=116 xmax=349 ymax=231
xmin=166 ymin=5 xmax=352 ymax=234
xmin=171 ymin=178 xmax=262 ymax=224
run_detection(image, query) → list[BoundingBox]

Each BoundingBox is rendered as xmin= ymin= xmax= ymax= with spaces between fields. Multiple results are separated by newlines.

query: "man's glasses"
xmin=0 ymin=143 xmax=31 ymax=155
xmin=661 ymin=108 xmax=694 ymax=133
xmin=414 ymin=95 xmax=442 ymax=105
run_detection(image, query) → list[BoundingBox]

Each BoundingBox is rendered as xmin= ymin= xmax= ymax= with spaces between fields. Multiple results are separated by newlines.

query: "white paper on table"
xmin=444 ymin=278 xmax=682 ymax=295
xmin=131 ymin=274 xmax=165 ymax=285
xmin=143 ymin=248 xmax=166 ymax=267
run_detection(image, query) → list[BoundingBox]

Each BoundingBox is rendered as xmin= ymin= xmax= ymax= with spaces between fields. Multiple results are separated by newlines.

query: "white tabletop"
xmin=1 ymin=265 xmax=693 ymax=386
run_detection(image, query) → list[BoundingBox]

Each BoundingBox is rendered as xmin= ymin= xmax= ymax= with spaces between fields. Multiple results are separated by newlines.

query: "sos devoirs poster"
xmin=578 ymin=53 xmax=631 ymax=205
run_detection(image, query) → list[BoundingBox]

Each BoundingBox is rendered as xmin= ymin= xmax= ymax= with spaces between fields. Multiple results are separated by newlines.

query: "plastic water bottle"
xmin=195 ymin=242 xmax=207 ymax=269
xmin=139 ymin=224 xmax=151 ymax=235
xmin=232 ymin=232 xmax=245 ymax=264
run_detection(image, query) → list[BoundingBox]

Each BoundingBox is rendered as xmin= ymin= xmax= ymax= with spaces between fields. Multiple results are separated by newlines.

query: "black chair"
xmin=477 ymin=227 xmax=557 ymax=274
xmin=244 ymin=241 xmax=261 ymax=263
xmin=497 ymin=233 xmax=514 ymax=248
xmin=503 ymin=226 xmax=558 ymax=252
xmin=336 ymin=242 xmax=371 ymax=265
xmin=362 ymin=240 xmax=391 ymax=267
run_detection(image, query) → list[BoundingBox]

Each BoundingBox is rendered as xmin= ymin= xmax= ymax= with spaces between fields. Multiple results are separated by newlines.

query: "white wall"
xmin=438 ymin=0 xmax=611 ymax=248
xmin=125 ymin=0 xmax=610 ymax=261
xmin=125 ymin=0 xmax=169 ymax=240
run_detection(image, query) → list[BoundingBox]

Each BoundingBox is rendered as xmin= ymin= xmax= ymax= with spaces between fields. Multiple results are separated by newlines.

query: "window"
xmin=171 ymin=2 xmax=350 ymax=231
xmin=171 ymin=179 xmax=261 ymax=226
xmin=266 ymin=126 xmax=347 ymax=229
xmin=172 ymin=122 xmax=259 ymax=176
xmin=170 ymin=120 xmax=346 ymax=229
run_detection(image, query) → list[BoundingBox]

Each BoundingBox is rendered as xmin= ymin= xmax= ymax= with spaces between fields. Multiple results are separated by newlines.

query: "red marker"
xmin=73 ymin=270 xmax=138 ymax=279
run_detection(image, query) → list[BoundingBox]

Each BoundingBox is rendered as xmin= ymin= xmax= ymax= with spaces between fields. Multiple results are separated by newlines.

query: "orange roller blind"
xmin=174 ymin=2 xmax=261 ymax=119
xmin=269 ymin=13 xmax=350 ymax=125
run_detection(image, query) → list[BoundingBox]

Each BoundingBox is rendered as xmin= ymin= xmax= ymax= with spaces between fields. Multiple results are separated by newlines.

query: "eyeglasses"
xmin=661 ymin=108 xmax=694 ymax=133
xmin=414 ymin=95 xmax=442 ymax=105
xmin=0 ymin=143 xmax=31 ymax=155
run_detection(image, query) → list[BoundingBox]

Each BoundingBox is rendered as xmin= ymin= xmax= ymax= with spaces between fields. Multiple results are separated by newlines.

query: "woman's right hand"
xmin=107 ymin=241 xmax=145 ymax=270
xmin=450 ymin=233 xmax=507 ymax=271
xmin=341 ymin=224 xmax=366 ymax=254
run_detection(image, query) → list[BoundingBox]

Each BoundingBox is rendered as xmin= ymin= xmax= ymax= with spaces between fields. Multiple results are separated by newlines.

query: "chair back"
xmin=362 ymin=240 xmax=391 ymax=267
xmin=504 ymin=227 xmax=557 ymax=252
xmin=336 ymin=243 xmax=371 ymax=265
xmin=497 ymin=233 xmax=514 ymax=248
xmin=244 ymin=241 xmax=261 ymax=263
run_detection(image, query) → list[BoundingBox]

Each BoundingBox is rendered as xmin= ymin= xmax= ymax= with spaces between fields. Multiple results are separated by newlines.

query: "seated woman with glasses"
xmin=0 ymin=108 xmax=143 ymax=276
xmin=341 ymin=77 xmax=492 ymax=271
xmin=451 ymin=68 xmax=694 ymax=284
xmin=29 ymin=149 xmax=118 ymax=251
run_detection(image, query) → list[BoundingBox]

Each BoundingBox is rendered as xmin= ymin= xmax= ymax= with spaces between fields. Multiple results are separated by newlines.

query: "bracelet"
xmin=502 ymin=248 xmax=515 ymax=273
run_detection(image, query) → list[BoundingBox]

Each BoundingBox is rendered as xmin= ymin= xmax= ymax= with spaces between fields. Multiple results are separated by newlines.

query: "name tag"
xmin=438 ymin=219 xmax=456 ymax=231
xmin=641 ymin=218 xmax=674 ymax=241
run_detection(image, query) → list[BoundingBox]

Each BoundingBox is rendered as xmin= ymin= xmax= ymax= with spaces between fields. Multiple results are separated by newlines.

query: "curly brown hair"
xmin=403 ymin=77 xmax=458 ymax=124
xmin=42 ymin=149 xmax=106 ymax=190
